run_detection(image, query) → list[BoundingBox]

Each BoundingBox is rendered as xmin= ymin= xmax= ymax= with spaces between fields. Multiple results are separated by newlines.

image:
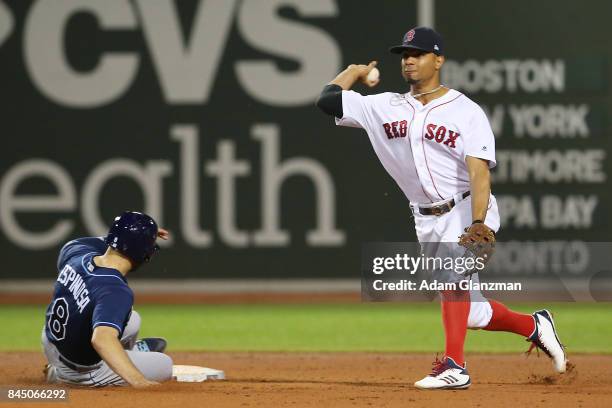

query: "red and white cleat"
xmin=414 ymin=356 xmax=471 ymax=390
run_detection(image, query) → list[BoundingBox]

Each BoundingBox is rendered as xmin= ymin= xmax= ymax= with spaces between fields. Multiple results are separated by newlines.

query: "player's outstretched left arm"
xmin=459 ymin=156 xmax=496 ymax=265
xmin=466 ymin=156 xmax=491 ymax=223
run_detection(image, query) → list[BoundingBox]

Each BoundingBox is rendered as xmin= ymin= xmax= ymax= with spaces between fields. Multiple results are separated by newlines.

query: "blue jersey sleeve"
xmin=57 ymin=237 xmax=107 ymax=270
xmin=91 ymin=282 xmax=134 ymax=336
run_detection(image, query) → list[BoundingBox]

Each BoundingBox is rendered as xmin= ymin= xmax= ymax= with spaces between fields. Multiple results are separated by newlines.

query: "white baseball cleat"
xmin=414 ymin=356 xmax=471 ymax=390
xmin=526 ymin=309 xmax=567 ymax=373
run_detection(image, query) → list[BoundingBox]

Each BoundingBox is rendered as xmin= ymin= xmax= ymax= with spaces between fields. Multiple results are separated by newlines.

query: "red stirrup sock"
xmin=483 ymin=300 xmax=536 ymax=337
xmin=440 ymin=290 xmax=471 ymax=366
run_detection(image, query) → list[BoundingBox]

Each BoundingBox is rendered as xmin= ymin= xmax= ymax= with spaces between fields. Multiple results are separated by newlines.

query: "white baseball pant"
xmin=412 ymin=193 xmax=500 ymax=329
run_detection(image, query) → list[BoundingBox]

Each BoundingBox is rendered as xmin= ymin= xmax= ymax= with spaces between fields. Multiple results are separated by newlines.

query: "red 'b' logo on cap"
xmin=405 ymin=29 xmax=415 ymax=42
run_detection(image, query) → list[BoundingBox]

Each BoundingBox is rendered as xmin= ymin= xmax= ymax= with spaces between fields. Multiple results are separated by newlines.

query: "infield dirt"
xmin=2 ymin=351 xmax=611 ymax=408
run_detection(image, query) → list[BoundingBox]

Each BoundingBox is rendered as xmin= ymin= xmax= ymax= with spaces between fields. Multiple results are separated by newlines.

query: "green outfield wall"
xmin=1 ymin=0 xmax=610 ymax=279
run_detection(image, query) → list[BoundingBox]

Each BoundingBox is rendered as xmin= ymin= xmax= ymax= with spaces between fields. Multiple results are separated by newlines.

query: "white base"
xmin=172 ymin=365 xmax=226 ymax=382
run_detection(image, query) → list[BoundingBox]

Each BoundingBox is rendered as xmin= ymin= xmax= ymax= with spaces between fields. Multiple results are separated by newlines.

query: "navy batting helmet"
xmin=105 ymin=211 xmax=159 ymax=266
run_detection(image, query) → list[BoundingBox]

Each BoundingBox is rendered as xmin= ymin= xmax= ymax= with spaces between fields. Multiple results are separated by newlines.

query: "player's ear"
xmin=435 ymin=55 xmax=445 ymax=70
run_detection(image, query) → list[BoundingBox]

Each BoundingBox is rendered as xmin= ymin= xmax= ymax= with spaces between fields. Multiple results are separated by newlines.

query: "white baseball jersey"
xmin=335 ymin=89 xmax=496 ymax=204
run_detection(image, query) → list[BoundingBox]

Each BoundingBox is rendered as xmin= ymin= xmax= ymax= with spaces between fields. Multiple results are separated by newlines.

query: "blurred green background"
xmin=3 ymin=303 xmax=610 ymax=353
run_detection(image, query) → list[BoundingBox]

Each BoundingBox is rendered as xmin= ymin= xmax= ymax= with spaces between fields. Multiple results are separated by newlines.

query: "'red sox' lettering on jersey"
xmin=382 ymin=120 xmax=408 ymax=139
xmin=335 ymin=89 xmax=495 ymax=204
xmin=425 ymin=123 xmax=460 ymax=148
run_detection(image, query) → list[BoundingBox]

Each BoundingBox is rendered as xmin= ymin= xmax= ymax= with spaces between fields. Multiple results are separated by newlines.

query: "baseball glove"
xmin=458 ymin=222 xmax=496 ymax=265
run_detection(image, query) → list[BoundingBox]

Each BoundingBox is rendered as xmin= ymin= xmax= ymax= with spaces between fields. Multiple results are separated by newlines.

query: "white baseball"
xmin=366 ymin=67 xmax=380 ymax=83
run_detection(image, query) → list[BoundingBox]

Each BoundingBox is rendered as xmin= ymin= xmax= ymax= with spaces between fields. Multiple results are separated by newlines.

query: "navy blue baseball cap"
xmin=389 ymin=26 xmax=444 ymax=56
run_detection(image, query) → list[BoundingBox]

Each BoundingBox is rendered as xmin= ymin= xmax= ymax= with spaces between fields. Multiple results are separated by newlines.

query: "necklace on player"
xmin=410 ymin=85 xmax=444 ymax=98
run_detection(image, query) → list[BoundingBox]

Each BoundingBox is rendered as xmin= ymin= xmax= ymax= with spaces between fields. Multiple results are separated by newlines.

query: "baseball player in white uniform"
xmin=316 ymin=26 xmax=568 ymax=389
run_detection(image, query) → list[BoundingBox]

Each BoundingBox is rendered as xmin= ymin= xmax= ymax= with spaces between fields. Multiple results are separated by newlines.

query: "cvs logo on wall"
xmin=20 ymin=0 xmax=341 ymax=108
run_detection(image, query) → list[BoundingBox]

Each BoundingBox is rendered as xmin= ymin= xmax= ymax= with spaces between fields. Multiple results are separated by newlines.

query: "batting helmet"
xmin=105 ymin=211 xmax=159 ymax=266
